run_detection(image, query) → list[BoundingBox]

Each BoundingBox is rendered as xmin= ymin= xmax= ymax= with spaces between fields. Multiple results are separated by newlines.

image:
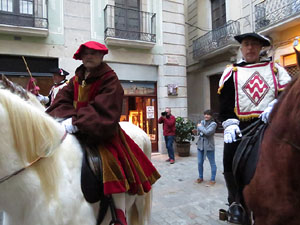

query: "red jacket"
xmin=158 ymin=115 xmax=176 ymax=136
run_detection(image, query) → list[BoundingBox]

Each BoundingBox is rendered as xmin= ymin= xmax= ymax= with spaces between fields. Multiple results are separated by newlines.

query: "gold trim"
xmin=234 ymin=107 xmax=260 ymax=121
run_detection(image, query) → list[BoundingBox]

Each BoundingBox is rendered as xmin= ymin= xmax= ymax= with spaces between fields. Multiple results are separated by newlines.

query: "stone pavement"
xmin=149 ymin=133 xmax=228 ymax=225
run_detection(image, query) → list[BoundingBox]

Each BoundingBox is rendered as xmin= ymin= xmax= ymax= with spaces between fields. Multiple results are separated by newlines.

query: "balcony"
xmin=193 ymin=20 xmax=240 ymax=59
xmin=255 ymin=0 xmax=300 ymax=32
xmin=0 ymin=0 xmax=48 ymax=37
xmin=104 ymin=5 xmax=156 ymax=49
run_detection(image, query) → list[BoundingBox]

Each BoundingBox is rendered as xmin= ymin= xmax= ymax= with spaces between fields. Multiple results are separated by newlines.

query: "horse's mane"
xmin=0 ymin=89 xmax=65 ymax=199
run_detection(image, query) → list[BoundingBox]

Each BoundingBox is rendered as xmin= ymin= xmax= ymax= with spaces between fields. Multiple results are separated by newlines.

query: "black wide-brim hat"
xmin=49 ymin=68 xmax=69 ymax=76
xmin=234 ymin=32 xmax=271 ymax=47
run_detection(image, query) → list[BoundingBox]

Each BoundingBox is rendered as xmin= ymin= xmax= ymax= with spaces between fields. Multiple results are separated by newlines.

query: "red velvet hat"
xmin=73 ymin=41 xmax=108 ymax=60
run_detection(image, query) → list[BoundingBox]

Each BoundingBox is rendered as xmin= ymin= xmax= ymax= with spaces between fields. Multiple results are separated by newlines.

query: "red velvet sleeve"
xmin=73 ymin=73 xmax=124 ymax=141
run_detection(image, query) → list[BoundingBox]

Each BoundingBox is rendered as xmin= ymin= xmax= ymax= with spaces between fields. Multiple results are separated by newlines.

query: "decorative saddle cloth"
xmin=232 ymin=120 xmax=267 ymax=187
xmin=80 ymin=125 xmax=160 ymax=199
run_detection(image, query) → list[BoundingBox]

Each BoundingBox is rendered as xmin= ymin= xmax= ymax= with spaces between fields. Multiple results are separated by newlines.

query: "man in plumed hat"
xmin=36 ymin=67 xmax=69 ymax=106
xmin=46 ymin=41 xmax=160 ymax=224
xmin=218 ymin=32 xmax=291 ymax=224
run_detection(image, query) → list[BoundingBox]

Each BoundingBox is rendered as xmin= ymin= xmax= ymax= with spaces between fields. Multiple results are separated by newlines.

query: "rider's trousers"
xmin=223 ymin=141 xmax=240 ymax=204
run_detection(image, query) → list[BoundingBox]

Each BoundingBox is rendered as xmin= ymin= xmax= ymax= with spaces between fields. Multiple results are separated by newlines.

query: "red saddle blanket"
xmin=99 ymin=126 xmax=161 ymax=195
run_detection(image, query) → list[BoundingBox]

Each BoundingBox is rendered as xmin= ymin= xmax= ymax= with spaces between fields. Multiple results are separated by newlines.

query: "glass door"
xmin=121 ymin=96 xmax=158 ymax=152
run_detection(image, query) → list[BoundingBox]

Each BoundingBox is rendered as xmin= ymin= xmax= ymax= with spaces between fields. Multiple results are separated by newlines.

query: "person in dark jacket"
xmin=195 ymin=109 xmax=217 ymax=186
xmin=158 ymin=107 xmax=176 ymax=164
xmin=218 ymin=32 xmax=291 ymax=224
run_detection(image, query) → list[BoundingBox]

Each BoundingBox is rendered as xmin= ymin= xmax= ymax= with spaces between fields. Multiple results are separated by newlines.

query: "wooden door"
xmin=115 ymin=0 xmax=140 ymax=40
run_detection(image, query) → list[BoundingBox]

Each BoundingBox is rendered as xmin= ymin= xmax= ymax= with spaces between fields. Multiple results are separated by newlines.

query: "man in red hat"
xmin=37 ymin=67 xmax=69 ymax=106
xmin=218 ymin=32 xmax=291 ymax=224
xmin=46 ymin=41 xmax=160 ymax=224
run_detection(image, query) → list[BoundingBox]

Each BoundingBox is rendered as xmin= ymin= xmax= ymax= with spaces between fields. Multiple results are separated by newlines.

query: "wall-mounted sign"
xmin=146 ymin=106 xmax=155 ymax=119
xmin=167 ymin=84 xmax=178 ymax=96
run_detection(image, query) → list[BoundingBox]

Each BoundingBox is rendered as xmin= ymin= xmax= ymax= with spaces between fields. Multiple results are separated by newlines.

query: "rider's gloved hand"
xmin=222 ymin=119 xmax=242 ymax=143
xmin=259 ymin=99 xmax=278 ymax=123
xmin=61 ymin=118 xmax=78 ymax=133
xmin=36 ymin=94 xmax=49 ymax=105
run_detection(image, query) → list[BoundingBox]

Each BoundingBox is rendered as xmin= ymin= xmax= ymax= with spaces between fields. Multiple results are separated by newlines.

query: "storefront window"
xmin=120 ymin=81 xmax=158 ymax=151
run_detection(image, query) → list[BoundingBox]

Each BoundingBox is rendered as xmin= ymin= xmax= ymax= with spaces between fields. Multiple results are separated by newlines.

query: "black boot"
xmin=227 ymin=202 xmax=245 ymax=224
xmin=224 ymin=172 xmax=238 ymax=205
xmin=224 ymin=172 xmax=244 ymax=224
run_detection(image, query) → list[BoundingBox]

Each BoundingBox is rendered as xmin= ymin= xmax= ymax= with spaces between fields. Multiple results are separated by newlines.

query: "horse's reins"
xmin=0 ymin=131 xmax=68 ymax=184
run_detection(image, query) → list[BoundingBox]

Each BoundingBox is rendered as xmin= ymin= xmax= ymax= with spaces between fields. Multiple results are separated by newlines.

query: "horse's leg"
xmin=125 ymin=191 xmax=152 ymax=225
xmin=100 ymin=193 xmax=127 ymax=225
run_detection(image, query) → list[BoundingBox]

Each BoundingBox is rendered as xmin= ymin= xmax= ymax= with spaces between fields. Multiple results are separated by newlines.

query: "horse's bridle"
xmin=0 ymin=131 xmax=67 ymax=184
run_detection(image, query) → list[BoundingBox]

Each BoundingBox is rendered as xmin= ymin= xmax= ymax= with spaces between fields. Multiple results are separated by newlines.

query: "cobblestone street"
xmin=149 ymin=133 xmax=227 ymax=225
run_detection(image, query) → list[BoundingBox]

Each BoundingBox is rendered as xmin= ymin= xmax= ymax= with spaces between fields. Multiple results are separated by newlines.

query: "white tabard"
xmin=218 ymin=61 xmax=291 ymax=120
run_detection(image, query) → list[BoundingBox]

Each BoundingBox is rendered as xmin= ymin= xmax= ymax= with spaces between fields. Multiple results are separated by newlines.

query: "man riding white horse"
xmin=46 ymin=41 xmax=160 ymax=224
xmin=218 ymin=32 xmax=291 ymax=224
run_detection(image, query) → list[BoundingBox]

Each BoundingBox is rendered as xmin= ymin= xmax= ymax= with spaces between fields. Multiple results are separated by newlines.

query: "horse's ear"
xmin=294 ymin=47 xmax=300 ymax=69
xmin=1 ymin=74 xmax=29 ymax=100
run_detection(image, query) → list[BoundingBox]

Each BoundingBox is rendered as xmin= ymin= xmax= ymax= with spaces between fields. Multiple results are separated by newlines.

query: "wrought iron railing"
xmin=0 ymin=0 xmax=48 ymax=28
xmin=104 ymin=5 xmax=156 ymax=43
xmin=193 ymin=20 xmax=240 ymax=59
xmin=255 ymin=0 xmax=300 ymax=31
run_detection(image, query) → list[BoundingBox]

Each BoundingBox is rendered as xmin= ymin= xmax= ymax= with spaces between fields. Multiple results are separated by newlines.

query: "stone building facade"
xmin=185 ymin=0 xmax=300 ymax=128
xmin=0 ymin=0 xmax=187 ymax=153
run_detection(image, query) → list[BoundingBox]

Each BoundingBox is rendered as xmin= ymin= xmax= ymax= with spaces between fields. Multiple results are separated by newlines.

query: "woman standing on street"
xmin=195 ymin=109 xmax=217 ymax=186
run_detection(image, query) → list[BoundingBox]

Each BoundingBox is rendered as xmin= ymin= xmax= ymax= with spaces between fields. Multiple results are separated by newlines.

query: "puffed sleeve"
xmin=275 ymin=63 xmax=291 ymax=91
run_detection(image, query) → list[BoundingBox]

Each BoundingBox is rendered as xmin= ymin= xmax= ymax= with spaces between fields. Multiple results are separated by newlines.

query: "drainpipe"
xmin=250 ymin=1 xmax=254 ymax=32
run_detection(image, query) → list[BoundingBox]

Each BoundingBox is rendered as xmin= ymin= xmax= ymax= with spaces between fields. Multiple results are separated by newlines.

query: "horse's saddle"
xmin=81 ymin=145 xmax=104 ymax=203
xmin=233 ymin=120 xmax=267 ymax=187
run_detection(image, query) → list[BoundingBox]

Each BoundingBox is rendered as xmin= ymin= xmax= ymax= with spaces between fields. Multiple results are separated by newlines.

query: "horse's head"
xmin=0 ymin=89 xmax=65 ymax=199
xmin=0 ymin=74 xmax=45 ymax=111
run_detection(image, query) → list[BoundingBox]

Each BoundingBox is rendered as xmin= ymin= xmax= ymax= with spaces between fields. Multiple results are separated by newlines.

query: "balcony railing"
xmin=0 ymin=0 xmax=48 ymax=29
xmin=104 ymin=5 xmax=156 ymax=43
xmin=193 ymin=20 xmax=240 ymax=59
xmin=255 ymin=0 xmax=300 ymax=31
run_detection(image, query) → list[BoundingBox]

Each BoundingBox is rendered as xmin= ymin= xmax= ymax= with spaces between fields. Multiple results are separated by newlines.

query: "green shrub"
xmin=175 ymin=117 xmax=196 ymax=143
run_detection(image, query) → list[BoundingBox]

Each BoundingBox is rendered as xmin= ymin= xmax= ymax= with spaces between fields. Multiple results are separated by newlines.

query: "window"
xmin=0 ymin=0 xmax=34 ymax=28
xmin=211 ymin=0 xmax=226 ymax=29
xmin=20 ymin=0 xmax=33 ymax=14
xmin=0 ymin=0 xmax=13 ymax=12
xmin=115 ymin=0 xmax=141 ymax=40
xmin=0 ymin=0 xmax=33 ymax=14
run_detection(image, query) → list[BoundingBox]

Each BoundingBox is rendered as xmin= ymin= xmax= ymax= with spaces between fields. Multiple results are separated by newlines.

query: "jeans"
xmin=164 ymin=136 xmax=175 ymax=160
xmin=197 ymin=149 xmax=217 ymax=181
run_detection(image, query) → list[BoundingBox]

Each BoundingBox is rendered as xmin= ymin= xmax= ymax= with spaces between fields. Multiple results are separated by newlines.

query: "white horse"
xmin=0 ymin=88 xmax=152 ymax=225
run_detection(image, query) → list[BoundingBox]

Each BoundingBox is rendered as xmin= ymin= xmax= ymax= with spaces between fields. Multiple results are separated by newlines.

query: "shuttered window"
xmin=211 ymin=0 xmax=226 ymax=29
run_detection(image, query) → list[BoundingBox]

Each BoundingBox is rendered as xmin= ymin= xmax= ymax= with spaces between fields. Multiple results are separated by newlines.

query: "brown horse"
xmin=243 ymin=63 xmax=300 ymax=223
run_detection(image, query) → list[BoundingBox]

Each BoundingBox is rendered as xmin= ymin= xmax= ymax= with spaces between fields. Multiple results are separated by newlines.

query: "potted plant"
xmin=175 ymin=117 xmax=196 ymax=157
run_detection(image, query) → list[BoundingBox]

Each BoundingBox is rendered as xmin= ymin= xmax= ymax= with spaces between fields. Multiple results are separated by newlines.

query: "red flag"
xmin=26 ymin=77 xmax=40 ymax=95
